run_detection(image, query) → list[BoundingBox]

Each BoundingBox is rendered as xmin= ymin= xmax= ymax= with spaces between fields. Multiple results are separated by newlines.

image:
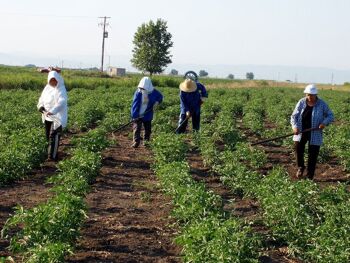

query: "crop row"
xmin=196 ymin=92 xmax=350 ymax=262
xmin=151 ymin=132 xmax=260 ymax=262
xmin=1 ymin=124 xmax=114 ymax=262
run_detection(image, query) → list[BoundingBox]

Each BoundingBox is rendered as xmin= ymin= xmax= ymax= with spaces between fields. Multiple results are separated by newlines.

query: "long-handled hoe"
xmin=111 ymin=107 xmax=156 ymax=139
xmin=251 ymin=127 xmax=319 ymax=146
xmin=175 ymin=114 xmax=191 ymax=133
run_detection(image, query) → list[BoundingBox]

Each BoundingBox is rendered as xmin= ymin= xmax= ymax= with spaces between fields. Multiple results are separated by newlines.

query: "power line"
xmin=0 ymin=12 xmax=97 ymax=19
xmin=98 ymin=16 xmax=110 ymax=72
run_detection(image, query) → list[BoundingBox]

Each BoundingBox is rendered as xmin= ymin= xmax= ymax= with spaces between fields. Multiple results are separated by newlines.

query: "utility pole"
xmin=98 ymin=16 xmax=110 ymax=72
xmin=331 ymin=72 xmax=334 ymax=85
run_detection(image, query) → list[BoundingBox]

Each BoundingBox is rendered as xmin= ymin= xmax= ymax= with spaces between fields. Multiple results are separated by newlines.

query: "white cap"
xmin=303 ymin=84 xmax=318 ymax=95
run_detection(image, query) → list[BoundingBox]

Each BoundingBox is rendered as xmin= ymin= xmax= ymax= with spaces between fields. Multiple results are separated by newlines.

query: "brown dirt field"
xmin=243 ymin=120 xmax=350 ymax=185
xmin=255 ymin=142 xmax=350 ymax=185
xmin=186 ymin=143 xmax=302 ymax=263
xmin=66 ymin=130 xmax=181 ymax=263
xmin=0 ymin=133 xmax=72 ymax=258
xmin=1 ymin=129 xmax=180 ymax=262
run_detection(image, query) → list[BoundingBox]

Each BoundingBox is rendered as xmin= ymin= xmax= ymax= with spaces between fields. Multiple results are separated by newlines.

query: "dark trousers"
xmin=133 ymin=119 xmax=152 ymax=144
xmin=294 ymin=135 xmax=320 ymax=179
xmin=45 ymin=121 xmax=62 ymax=161
xmin=176 ymin=112 xmax=200 ymax=134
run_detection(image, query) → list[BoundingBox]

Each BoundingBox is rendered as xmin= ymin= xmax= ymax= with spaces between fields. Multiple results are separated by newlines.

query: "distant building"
xmin=107 ymin=67 xmax=126 ymax=76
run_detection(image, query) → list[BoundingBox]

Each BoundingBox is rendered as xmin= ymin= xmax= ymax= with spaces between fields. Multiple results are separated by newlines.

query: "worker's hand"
xmin=153 ymin=101 xmax=159 ymax=109
xmin=186 ymin=111 xmax=191 ymax=118
xmin=293 ymin=127 xmax=299 ymax=135
xmin=38 ymin=106 xmax=46 ymax=113
xmin=319 ymin=124 xmax=326 ymax=129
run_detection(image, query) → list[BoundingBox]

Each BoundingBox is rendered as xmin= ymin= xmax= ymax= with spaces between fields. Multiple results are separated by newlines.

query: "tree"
xmin=227 ymin=74 xmax=234 ymax=80
xmin=170 ymin=69 xmax=178 ymax=76
xmin=131 ymin=19 xmax=173 ymax=76
xmin=199 ymin=70 xmax=208 ymax=77
xmin=246 ymin=72 xmax=254 ymax=80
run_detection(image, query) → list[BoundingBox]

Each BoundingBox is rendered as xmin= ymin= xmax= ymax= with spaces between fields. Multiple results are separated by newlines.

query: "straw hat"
xmin=179 ymin=79 xmax=197 ymax=92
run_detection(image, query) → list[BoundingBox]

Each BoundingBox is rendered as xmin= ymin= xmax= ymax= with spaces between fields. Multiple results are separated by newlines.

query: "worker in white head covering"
xmin=37 ymin=70 xmax=68 ymax=161
xmin=130 ymin=76 xmax=163 ymax=148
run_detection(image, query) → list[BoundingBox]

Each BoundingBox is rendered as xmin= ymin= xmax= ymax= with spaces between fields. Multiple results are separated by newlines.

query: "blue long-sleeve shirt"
xmin=180 ymin=82 xmax=208 ymax=115
xmin=291 ymin=97 xmax=334 ymax=145
xmin=131 ymin=89 xmax=163 ymax=121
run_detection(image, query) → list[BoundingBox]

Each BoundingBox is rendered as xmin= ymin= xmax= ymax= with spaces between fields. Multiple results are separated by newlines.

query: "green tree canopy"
xmin=246 ymin=72 xmax=254 ymax=80
xmin=131 ymin=19 xmax=173 ymax=76
xmin=170 ymin=69 xmax=178 ymax=75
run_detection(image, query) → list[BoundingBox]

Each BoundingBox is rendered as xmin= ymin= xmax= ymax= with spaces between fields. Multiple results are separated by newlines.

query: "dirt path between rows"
xmin=243 ymin=121 xmax=350 ymax=185
xmin=235 ymin=118 xmax=349 ymax=187
xmin=66 ymin=130 xmax=181 ymax=263
xmin=186 ymin=142 xmax=302 ymax=263
xmin=0 ymin=133 xmax=71 ymax=258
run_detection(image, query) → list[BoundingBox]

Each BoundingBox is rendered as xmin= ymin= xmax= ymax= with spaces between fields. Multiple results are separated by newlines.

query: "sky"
xmin=1 ymin=0 xmax=350 ymax=82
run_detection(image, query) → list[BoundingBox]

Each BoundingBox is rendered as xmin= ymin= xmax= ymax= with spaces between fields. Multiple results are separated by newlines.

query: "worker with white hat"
xmin=290 ymin=84 xmax=334 ymax=179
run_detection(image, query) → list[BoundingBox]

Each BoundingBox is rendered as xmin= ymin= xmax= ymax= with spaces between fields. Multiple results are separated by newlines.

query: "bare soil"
xmin=66 ymin=131 xmax=181 ymax=263
xmin=1 ymin=130 xmax=180 ymax=262
xmin=245 ymin=121 xmax=350 ymax=185
xmin=185 ymin=143 xmax=303 ymax=263
xmin=0 ymin=133 xmax=71 ymax=258
xmin=2 ymin=119 xmax=347 ymax=262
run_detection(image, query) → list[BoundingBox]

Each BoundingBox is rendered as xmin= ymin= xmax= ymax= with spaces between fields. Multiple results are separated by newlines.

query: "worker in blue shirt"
xmin=291 ymin=84 xmax=334 ymax=179
xmin=131 ymin=77 xmax=163 ymax=148
xmin=176 ymin=75 xmax=208 ymax=133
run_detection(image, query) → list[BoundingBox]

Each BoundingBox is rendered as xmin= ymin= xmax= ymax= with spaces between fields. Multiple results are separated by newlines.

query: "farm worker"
xmin=130 ymin=76 xmax=163 ymax=148
xmin=290 ymin=84 xmax=334 ymax=179
xmin=176 ymin=76 xmax=208 ymax=134
xmin=37 ymin=70 xmax=68 ymax=161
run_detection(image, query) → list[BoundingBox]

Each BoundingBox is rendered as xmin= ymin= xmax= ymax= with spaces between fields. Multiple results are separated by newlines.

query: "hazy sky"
xmin=1 ymin=0 xmax=349 ymax=73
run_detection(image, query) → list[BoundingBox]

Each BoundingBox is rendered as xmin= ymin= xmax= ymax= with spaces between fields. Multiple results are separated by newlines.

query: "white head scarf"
xmin=138 ymin=77 xmax=154 ymax=93
xmin=47 ymin=71 xmax=64 ymax=87
xmin=37 ymin=71 xmax=68 ymax=129
xmin=137 ymin=77 xmax=154 ymax=116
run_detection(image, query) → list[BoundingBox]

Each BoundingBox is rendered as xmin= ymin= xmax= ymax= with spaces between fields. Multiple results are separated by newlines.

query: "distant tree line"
xmin=246 ymin=72 xmax=254 ymax=80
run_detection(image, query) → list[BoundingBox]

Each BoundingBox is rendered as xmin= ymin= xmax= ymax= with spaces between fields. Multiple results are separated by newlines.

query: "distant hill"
xmin=1 ymin=52 xmax=349 ymax=84
xmin=167 ymin=64 xmax=350 ymax=85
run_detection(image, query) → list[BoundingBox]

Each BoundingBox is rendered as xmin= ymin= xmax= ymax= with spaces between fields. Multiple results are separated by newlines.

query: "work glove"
xmin=38 ymin=106 xmax=46 ymax=113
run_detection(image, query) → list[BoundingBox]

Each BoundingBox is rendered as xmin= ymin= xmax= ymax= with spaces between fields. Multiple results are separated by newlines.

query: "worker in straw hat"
xmin=176 ymin=73 xmax=208 ymax=133
xmin=290 ymin=84 xmax=334 ymax=180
